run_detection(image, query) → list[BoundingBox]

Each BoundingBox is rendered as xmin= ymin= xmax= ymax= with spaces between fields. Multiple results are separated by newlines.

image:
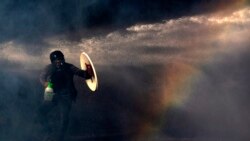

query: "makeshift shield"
xmin=80 ymin=52 xmax=98 ymax=92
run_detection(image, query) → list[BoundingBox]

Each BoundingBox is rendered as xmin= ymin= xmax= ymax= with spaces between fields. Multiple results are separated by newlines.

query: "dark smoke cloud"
xmin=0 ymin=0 xmax=243 ymax=44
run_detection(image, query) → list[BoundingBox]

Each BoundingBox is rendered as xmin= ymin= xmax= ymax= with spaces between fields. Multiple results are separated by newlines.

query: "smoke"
xmin=0 ymin=0 xmax=245 ymax=44
xmin=0 ymin=69 xmax=42 ymax=141
xmin=1 ymin=3 xmax=250 ymax=141
xmin=182 ymin=47 xmax=250 ymax=140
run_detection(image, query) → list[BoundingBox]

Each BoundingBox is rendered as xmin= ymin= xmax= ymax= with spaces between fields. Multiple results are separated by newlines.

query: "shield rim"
xmin=80 ymin=52 xmax=98 ymax=92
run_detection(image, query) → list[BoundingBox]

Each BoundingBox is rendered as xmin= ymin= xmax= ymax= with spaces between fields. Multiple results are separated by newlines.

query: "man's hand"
xmin=44 ymin=82 xmax=48 ymax=88
xmin=86 ymin=63 xmax=94 ymax=78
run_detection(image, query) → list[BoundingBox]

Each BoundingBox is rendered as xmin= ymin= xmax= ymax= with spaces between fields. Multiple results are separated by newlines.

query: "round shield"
xmin=80 ymin=52 xmax=98 ymax=92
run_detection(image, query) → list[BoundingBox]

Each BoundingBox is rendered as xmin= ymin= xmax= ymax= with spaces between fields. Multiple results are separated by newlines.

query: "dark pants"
xmin=37 ymin=95 xmax=72 ymax=141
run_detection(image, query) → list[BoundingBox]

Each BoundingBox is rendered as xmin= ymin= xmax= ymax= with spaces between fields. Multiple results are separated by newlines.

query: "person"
xmin=38 ymin=50 xmax=93 ymax=141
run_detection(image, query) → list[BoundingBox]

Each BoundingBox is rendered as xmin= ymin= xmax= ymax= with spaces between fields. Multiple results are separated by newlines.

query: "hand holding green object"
xmin=44 ymin=82 xmax=54 ymax=101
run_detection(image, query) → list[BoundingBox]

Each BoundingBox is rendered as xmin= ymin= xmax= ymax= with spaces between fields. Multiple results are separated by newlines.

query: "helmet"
xmin=50 ymin=50 xmax=65 ymax=63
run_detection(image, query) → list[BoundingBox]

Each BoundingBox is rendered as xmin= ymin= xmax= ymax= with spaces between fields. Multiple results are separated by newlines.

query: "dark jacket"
xmin=40 ymin=62 xmax=90 ymax=100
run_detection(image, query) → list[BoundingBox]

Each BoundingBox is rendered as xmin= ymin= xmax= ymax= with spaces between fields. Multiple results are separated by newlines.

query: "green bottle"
xmin=44 ymin=82 xmax=54 ymax=101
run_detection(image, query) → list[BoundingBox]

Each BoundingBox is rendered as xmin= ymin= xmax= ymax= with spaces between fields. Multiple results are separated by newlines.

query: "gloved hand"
xmin=85 ymin=63 xmax=94 ymax=78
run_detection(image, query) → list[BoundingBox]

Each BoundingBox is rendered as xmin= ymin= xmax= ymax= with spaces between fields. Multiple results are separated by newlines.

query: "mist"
xmin=1 ymin=1 xmax=250 ymax=141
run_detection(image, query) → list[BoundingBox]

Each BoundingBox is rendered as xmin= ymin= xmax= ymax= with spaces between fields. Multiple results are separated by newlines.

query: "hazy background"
xmin=0 ymin=0 xmax=250 ymax=141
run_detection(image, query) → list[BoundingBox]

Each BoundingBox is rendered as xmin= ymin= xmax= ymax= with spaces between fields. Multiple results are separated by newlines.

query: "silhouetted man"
xmin=39 ymin=50 xmax=92 ymax=141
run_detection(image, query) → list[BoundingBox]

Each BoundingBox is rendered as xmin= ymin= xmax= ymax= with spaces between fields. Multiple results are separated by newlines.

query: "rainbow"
xmin=131 ymin=1 xmax=249 ymax=140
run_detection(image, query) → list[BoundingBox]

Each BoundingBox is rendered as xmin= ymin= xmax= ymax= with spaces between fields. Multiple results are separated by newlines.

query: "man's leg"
xmin=58 ymin=97 xmax=72 ymax=141
xmin=35 ymin=101 xmax=56 ymax=141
